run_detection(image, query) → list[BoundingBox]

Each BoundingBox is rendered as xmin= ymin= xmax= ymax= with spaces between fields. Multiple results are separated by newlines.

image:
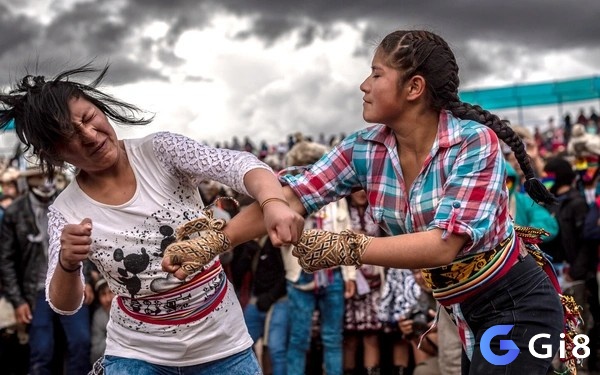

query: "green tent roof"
xmin=459 ymin=76 xmax=600 ymax=110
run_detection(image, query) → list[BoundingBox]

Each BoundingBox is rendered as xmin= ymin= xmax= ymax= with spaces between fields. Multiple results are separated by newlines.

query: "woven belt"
xmin=421 ymin=232 xmax=518 ymax=306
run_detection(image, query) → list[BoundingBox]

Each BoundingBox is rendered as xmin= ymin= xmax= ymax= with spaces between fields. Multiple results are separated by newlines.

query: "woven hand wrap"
xmin=292 ymin=229 xmax=372 ymax=273
xmin=164 ymin=210 xmax=231 ymax=276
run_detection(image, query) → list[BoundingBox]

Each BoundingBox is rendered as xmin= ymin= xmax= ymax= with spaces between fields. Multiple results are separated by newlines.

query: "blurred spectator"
xmin=378 ymin=268 xmax=420 ymax=375
xmin=540 ymin=157 xmax=598 ymax=345
xmin=507 ymin=125 xmax=545 ymax=178
xmin=243 ymin=136 xmax=255 ymax=154
xmin=564 ymin=112 xmax=573 ymax=145
xmin=0 ymin=167 xmax=21 ymax=199
xmin=577 ymin=108 xmax=588 ymax=126
xmin=282 ymin=140 xmax=356 ymax=375
xmin=590 ymin=108 xmax=599 ymax=128
xmin=230 ymin=136 xmax=242 ymax=151
xmin=343 ymin=190 xmax=386 ymax=375
xmin=236 ymin=233 xmax=289 ymax=375
xmin=90 ymin=278 xmax=114 ymax=364
xmin=505 ymin=162 xmax=559 ymax=242
xmin=398 ymin=270 xmax=439 ymax=375
xmin=0 ymin=167 xmax=93 ymax=374
xmin=435 ymin=307 xmax=462 ymax=375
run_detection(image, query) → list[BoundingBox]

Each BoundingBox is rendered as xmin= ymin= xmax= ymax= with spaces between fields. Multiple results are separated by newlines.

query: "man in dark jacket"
xmin=0 ymin=168 xmax=92 ymax=375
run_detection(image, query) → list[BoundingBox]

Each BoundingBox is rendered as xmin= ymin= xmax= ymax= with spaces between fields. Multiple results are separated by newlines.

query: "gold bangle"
xmin=260 ymin=197 xmax=290 ymax=210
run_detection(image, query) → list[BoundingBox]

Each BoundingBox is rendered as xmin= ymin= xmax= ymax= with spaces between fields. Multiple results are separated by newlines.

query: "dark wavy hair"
xmin=377 ymin=30 xmax=556 ymax=205
xmin=0 ymin=62 xmax=153 ymax=178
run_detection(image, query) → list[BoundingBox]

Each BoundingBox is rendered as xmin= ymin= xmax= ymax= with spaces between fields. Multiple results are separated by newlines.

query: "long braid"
xmin=447 ymin=99 xmax=556 ymax=205
xmin=379 ymin=30 xmax=556 ymax=205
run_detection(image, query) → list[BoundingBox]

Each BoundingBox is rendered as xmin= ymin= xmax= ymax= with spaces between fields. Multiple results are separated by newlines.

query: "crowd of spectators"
xmin=0 ymin=106 xmax=599 ymax=374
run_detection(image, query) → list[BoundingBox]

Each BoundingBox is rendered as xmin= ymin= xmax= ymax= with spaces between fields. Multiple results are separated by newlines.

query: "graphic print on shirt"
xmin=89 ymin=204 xmax=194 ymax=300
xmin=149 ymin=224 xmax=187 ymax=294
xmin=152 ymin=225 xmax=176 ymax=257
xmin=114 ymin=247 xmax=150 ymax=298
xmin=121 ymin=206 xmax=224 ymax=329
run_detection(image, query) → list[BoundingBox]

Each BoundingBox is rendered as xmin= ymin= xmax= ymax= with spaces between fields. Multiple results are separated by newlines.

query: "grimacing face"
xmin=54 ymin=96 xmax=121 ymax=174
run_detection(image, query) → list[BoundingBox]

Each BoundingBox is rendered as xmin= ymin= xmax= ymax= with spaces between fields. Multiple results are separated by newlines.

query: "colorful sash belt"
xmin=421 ymin=226 xmax=583 ymax=374
xmin=117 ymin=261 xmax=227 ymax=325
xmin=421 ymin=232 xmax=518 ymax=306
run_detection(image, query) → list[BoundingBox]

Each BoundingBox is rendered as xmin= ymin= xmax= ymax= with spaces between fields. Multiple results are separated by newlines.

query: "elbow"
xmin=48 ymin=285 xmax=84 ymax=315
xmin=47 ymin=295 xmax=83 ymax=315
xmin=429 ymin=232 xmax=466 ymax=267
xmin=422 ymin=249 xmax=456 ymax=268
xmin=435 ymin=251 xmax=457 ymax=267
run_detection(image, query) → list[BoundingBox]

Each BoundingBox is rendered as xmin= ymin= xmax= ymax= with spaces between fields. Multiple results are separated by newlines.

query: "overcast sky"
xmin=1 ymin=0 xmax=599 ymax=147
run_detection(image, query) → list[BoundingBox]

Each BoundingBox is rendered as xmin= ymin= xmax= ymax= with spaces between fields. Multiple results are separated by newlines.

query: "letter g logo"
xmin=480 ymin=325 xmax=520 ymax=365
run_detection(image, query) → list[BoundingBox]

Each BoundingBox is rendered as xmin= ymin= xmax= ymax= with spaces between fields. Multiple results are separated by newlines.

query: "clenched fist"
xmin=59 ymin=218 xmax=93 ymax=272
xmin=292 ymin=229 xmax=372 ymax=273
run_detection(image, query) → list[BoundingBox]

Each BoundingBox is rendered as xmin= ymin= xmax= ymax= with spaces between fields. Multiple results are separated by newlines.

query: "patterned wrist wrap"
xmin=292 ymin=229 xmax=372 ymax=273
xmin=164 ymin=210 xmax=231 ymax=276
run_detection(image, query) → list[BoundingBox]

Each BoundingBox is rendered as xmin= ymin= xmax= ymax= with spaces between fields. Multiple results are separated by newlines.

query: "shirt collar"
xmin=360 ymin=110 xmax=464 ymax=150
xmin=437 ymin=110 xmax=463 ymax=149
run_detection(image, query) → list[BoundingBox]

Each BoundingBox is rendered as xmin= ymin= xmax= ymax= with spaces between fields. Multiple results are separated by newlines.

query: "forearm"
xmin=242 ymin=168 xmax=287 ymax=205
xmin=223 ymin=202 xmax=266 ymax=247
xmin=48 ymin=268 xmax=85 ymax=312
xmin=224 ymin=185 xmax=306 ymax=247
xmin=361 ymin=229 xmax=467 ymax=269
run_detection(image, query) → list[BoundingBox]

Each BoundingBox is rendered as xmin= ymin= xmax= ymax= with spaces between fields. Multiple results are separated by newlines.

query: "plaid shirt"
xmin=281 ymin=110 xmax=512 ymax=258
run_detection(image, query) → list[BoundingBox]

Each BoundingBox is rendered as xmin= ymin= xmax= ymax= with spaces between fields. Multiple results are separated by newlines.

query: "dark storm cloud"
xmin=208 ymin=0 xmax=600 ymax=84
xmin=212 ymin=0 xmax=600 ymax=49
xmin=0 ymin=3 xmax=40 ymax=59
xmin=135 ymin=0 xmax=600 ymax=84
xmin=102 ymin=58 xmax=168 ymax=85
xmin=0 ymin=0 xmax=598 ymax=87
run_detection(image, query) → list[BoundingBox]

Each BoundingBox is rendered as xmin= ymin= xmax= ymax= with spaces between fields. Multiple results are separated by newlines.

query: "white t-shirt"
xmin=46 ymin=131 xmax=268 ymax=366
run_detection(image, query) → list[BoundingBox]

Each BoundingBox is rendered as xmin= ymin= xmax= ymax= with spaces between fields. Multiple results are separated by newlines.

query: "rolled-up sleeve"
xmin=280 ymin=136 xmax=362 ymax=214
xmin=429 ymin=126 xmax=509 ymax=253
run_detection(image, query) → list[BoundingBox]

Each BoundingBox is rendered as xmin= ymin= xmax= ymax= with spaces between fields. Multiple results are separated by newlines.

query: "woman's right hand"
xmin=262 ymin=202 xmax=305 ymax=247
xmin=59 ymin=218 xmax=93 ymax=270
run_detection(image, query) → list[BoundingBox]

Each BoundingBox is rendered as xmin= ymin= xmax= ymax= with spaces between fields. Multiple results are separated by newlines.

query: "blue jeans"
xmin=29 ymin=290 xmax=91 ymax=375
xmin=459 ymin=254 xmax=564 ymax=375
xmin=286 ymin=269 xmax=344 ymax=375
xmin=243 ymin=299 xmax=289 ymax=375
xmin=103 ymin=348 xmax=261 ymax=374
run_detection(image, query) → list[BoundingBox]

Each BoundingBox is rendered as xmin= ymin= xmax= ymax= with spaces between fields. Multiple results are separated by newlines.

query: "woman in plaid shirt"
xmin=164 ymin=30 xmax=566 ymax=374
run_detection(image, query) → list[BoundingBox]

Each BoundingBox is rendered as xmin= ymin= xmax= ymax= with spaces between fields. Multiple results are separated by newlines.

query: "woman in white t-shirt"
xmin=0 ymin=63 xmax=304 ymax=374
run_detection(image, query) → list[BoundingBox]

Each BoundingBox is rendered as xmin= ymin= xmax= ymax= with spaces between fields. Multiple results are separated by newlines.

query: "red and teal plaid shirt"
xmin=281 ymin=110 xmax=512 ymax=258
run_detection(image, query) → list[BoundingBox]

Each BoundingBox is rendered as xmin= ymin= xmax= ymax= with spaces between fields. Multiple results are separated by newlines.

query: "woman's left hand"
xmin=293 ymin=229 xmax=372 ymax=272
